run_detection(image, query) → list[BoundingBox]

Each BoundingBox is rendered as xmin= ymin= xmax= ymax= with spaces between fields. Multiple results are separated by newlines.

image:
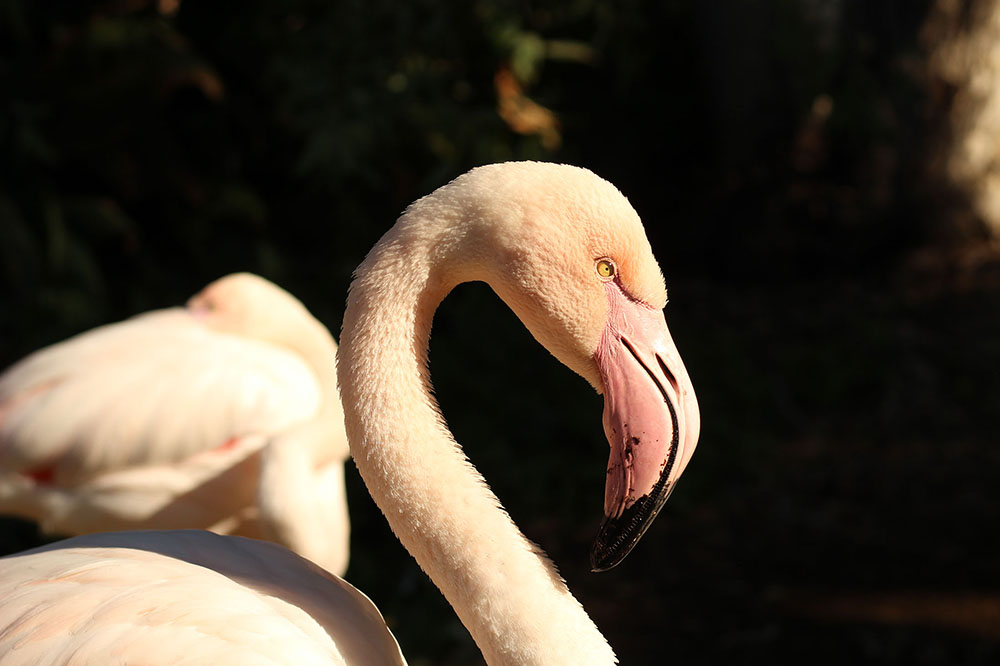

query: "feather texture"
xmin=0 ymin=274 xmax=351 ymax=575
xmin=0 ymin=309 xmax=320 ymax=480
xmin=0 ymin=531 xmax=404 ymax=666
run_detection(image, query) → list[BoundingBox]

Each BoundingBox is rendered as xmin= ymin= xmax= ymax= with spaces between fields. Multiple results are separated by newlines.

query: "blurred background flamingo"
xmin=0 ymin=273 xmax=351 ymax=576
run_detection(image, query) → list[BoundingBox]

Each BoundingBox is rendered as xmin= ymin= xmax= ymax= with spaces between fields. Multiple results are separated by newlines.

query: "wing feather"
xmin=0 ymin=531 xmax=405 ymax=665
xmin=0 ymin=308 xmax=322 ymax=483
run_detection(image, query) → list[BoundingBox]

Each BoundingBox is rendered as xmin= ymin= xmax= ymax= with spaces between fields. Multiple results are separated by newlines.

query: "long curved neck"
xmin=339 ymin=216 xmax=615 ymax=665
xmin=253 ymin=303 xmax=351 ymax=575
xmin=274 ymin=313 xmax=348 ymax=463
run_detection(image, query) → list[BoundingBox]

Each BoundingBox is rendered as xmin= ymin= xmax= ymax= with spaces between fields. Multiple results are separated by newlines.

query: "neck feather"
xmin=338 ymin=218 xmax=615 ymax=665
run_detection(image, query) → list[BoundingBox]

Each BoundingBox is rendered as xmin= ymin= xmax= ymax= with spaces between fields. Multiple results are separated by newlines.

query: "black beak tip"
xmin=590 ymin=547 xmax=622 ymax=573
xmin=589 ymin=516 xmax=631 ymax=572
xmin=589 ymin=481 xmax=677 ymax=573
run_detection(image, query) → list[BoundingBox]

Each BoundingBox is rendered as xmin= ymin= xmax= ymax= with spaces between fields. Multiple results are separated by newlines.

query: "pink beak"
xmin=590 ymin=282 xmax=700 ymax=571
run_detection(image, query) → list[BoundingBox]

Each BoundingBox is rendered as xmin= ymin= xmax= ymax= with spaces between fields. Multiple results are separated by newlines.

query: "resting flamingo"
xmin=0 ymin=273 xmax=351 ymax=575
xmin=0 ymin=162 xmax=700 ymax=665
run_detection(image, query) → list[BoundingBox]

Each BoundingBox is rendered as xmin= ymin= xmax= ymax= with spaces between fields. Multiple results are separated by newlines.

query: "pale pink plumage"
xmin=0 ymin=531 xmax=403 ymax=666
xmin=0 ymin=274 xmax=350 ymax=575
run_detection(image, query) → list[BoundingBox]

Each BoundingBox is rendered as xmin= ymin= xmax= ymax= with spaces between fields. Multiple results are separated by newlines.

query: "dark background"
xmin=1 ymin=1 xmax=997 ymax=664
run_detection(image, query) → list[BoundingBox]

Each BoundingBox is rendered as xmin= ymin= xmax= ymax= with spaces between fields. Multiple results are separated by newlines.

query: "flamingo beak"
xmin=590 ymin=283 xmax=700 ymax=571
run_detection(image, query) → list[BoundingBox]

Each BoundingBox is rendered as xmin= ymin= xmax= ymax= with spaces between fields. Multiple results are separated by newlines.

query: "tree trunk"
xmin=924 ymin=0 xmax=1000 ymax=244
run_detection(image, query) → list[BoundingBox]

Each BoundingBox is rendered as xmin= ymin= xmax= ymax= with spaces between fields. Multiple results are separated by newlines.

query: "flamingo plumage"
xmin=0 ymin=273 xmax=350 ymax=575
xmin=0 ymin=162 xmax=700 ymax=665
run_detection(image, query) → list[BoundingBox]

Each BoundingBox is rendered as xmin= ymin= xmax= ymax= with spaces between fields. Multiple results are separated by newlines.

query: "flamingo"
xmin=0 ymin=273 xmax=351 ymax=576
xmin=0 ymin=162 xmax=700 ymax=665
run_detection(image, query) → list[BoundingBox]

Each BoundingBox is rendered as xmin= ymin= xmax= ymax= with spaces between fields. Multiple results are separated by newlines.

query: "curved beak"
xmin=590 ymin=283 xmax=700 ymax=571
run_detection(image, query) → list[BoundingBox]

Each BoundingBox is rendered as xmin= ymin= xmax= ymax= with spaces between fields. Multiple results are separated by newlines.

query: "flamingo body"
xmin=0 ymin=531 xmax=403 ymax=666
xmin=0 ymin=274 xmax=350 ymax=575
xmin=1 ymin=308 xmax=320 ymax=482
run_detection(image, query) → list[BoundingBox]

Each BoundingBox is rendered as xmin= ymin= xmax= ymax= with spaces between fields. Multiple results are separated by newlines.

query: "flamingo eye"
xmin=596 ymin=259 xmax=616 ymax=280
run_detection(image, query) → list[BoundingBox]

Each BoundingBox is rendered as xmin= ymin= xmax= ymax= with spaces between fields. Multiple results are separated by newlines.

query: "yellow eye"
xmin=596 ymin=259 xmax=616 ymax=279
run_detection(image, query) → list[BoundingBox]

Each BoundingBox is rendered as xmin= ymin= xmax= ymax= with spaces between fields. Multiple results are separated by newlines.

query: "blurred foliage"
xmin=0 ymin=0 xmax=942 ymax=357
xmin=2 ymin=1 xmax=998 ymax=664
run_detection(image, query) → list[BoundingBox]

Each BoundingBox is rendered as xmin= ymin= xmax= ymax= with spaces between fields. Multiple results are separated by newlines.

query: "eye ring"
xmin=596 ymin=258 xmax=617 ymax=280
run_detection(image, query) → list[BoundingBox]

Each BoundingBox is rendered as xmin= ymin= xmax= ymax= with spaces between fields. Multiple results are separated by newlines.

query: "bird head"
xmin=410 ymin=162 xmax=702 ymax=570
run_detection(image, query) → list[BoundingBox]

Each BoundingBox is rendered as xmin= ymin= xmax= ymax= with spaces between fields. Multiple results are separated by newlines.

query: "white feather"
xmin=0 ymin=274 xmax=350 ymax=575
xmin=0 ymin=531 xmax=405 ymax=666
xmin=0 ymin=308 xmax=320 ymax=480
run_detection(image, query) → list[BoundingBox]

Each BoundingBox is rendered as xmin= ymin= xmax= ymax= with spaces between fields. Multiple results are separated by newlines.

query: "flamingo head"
xmin=421 ymin=162 xmax=702 ymax=571
xmin=187 ymin=273 xmax=315 ymax=338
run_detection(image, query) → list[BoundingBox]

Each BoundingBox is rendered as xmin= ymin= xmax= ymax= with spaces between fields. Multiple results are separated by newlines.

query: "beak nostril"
xmin=656 ymin=354 xmax=679 ymax=396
